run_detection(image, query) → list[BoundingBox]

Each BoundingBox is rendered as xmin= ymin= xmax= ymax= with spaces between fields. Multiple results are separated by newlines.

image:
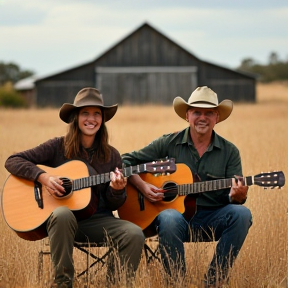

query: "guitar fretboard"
xmin=72 ymin=164 xmax=149 ymax=191
xmin=177 ymin=176 xmax=255 ymax=195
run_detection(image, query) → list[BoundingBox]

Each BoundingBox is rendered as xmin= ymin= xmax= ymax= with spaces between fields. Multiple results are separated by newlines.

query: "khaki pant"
xmin=46 ymin=206 xmax=145 ymax=284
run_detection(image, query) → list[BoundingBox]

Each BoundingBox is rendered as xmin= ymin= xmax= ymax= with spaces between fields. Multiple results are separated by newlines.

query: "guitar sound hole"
xmin=59 ymin=177 xmax=72 ymax=197
xmin=162 ymin=182 xmax=177 ymax=202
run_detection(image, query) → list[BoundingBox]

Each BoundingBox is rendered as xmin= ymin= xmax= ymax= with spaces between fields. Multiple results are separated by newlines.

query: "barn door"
xmin=95 ymin=66 xmax=197 ymax=105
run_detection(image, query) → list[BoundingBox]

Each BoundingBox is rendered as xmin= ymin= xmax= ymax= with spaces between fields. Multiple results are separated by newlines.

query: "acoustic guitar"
xmin=118 ymin=163 xmax=285 ymax=232
xmin=1 ymin=158 xmax=176 ymax=241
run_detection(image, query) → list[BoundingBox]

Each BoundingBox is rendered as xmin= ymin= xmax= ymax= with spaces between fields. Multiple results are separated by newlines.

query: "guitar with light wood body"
xmin=1 ymin=158 xmax=176 ymax=241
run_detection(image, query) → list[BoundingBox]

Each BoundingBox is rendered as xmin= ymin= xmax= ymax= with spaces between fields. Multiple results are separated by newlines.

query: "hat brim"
xmin=59 ymin=103 xmax=118 ymax=123
xmin=173 ymin=96 xmax=233 ymax=123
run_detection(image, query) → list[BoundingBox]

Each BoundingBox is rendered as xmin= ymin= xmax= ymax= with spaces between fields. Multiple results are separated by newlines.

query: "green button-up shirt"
xmin=122 ymin=127 xmax=243 ymax=207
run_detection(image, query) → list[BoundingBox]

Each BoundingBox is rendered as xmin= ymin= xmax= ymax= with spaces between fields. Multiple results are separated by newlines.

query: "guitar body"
xmin=118 ymin=164 xmax=286 ymax=232
xmin=118 ymin=164 xmax=195 ymax=231
xmin=1 ymin=160 xmax=92 ymax=241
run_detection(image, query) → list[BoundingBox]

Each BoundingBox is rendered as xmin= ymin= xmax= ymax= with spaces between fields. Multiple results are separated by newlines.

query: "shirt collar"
xmin=177 ymin=127 xmax=221 ymax=150
xmin=176 ymin=127 xmax=192 ymax=145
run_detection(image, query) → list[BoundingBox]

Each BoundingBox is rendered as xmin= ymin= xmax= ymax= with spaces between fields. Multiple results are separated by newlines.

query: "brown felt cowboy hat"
xmin=173 ymin=86 xmax=233 ymax=123
xmin=59 ymin=87 xmax=118 ymax=123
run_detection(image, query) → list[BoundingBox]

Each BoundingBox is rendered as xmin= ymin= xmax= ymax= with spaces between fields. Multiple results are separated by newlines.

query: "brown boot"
xmin=50 ymin=275 xmax=73 ymax=288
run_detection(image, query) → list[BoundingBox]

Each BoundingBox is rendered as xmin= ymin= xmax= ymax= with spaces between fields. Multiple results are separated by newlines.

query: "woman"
xmin=5 ymin=87 xmax=145 ymax=288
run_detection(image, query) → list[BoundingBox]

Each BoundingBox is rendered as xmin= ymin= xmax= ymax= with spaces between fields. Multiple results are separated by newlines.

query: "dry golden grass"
xmin=0 ymin=82 xmax=288 ymax=287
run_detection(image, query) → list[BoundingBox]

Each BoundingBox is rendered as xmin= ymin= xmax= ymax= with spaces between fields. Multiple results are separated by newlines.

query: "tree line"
xmin=0 ymin=61 xmax=34 ymax=87
xmin=0 ymin=51 xmax=287 ymax=87
xmin=236 ymin=52 xmax=288 ymax=82
xmin=0 ymin=62 xmax=34 ymax=107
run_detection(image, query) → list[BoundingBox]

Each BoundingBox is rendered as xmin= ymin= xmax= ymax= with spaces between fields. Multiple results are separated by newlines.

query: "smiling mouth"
xmin=84 ymin=123 xmax=96 ymax=128
xmin=197 ymin=122 xmax=207 ymax=127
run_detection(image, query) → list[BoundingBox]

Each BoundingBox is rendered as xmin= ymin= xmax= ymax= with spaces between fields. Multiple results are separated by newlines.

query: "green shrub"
xmin=0 ymin=89 xmax=27 ymax=108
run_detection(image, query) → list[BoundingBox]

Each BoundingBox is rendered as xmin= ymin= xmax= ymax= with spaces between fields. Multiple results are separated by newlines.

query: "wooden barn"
xmin=34 ymin=22 xmax=256 ymax=107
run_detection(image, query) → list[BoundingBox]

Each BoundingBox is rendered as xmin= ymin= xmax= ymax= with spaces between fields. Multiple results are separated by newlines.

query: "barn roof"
xmin=14 ymin=76 xmax=37 ymax=90
xmin=35 ymin=22 xmax=255 ymax=82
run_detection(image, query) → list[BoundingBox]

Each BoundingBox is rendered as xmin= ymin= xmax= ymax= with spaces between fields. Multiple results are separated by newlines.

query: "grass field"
xmin=0 ymin=82 xmax=288 ymax=287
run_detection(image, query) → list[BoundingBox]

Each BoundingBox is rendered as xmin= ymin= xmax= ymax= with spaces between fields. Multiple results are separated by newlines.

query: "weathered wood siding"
xmin=36 ymin=63 xmax=95 ymax=107
xmin=96 ymin=67 xmax=198 ymax=105
xmin=95 ymin=25 xmax=200 ymax=67
xmin=198 ymin=62 xmax=256 ymax=102
xmin=93 ymin=24 xmax=201 ymax=105
xmin=35 ymin=23 xmax=256 ymax=107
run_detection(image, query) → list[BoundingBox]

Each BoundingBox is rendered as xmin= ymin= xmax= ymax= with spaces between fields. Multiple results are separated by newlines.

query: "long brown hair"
xmin=63 ymin=109 xmax=111 ymax=163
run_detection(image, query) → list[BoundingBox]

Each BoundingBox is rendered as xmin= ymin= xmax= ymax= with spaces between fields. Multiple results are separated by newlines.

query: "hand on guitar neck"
xmin=229 ymin=176 xmax=249 ymax=204
xmin=109 ymin=167 xmax=127 ymax=190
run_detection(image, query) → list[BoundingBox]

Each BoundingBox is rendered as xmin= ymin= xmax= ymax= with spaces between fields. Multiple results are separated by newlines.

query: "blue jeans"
xmin=155 ymin=205 xmax=252 ymax=282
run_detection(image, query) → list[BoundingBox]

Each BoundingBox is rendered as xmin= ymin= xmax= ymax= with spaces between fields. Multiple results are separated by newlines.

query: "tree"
xmin=268 ymin=52 xmax=279 ymax=65
xmin=237 ymin=52 xmax=288 ymax=82
xmin=238 ymin=58 xmax=256 ymax=70
xmin=0 ymin=61 xmax=35 ymax=86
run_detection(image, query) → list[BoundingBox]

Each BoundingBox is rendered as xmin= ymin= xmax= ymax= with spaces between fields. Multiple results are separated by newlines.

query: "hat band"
xmin=188 ymin=101 xmax=218 ymax=106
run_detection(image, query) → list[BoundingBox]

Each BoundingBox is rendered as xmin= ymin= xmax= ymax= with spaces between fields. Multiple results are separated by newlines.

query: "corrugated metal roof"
xmin=14 ymin=76 xmax=37 ymax=90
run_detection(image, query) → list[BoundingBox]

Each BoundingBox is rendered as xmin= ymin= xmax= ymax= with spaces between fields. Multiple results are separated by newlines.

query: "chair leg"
xmin=76 ymin=247 xmax=113 ymax=277
xmin=38 ymin=241 xmax=113 ymax=287
xmin=86 ymin=245 xmax=90 ymax=288
xmin=38 ymin=251 xmax=44 ymax=281
xmin=38 ymin=249 xmax=51 ymax=286
xmin=75 ymin=246 xmax=113 ymax=278
xmin=144 ymin=242 xmax=160 ymax=264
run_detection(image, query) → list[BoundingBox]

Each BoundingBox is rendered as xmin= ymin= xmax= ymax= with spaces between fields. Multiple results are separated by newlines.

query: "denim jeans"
xmin=155 ymin=205 xmax=252 ymax=282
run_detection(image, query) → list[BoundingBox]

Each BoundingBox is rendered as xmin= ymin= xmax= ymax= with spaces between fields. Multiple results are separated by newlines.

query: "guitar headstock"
xmin=144 ymin=158 xmax=176 ymax=175
xmin=254 ymin=171 xmax=285 ymax=189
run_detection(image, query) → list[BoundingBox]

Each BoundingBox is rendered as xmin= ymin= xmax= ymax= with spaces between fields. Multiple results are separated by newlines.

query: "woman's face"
xmin=78 ymin=106 xmax=103 ymax=137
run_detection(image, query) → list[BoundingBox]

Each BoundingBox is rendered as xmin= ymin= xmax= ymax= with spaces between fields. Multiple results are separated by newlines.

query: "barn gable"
xmin=95 ymin=22 xmax=200 ymax=66
xmin=35 ymin=22 xmax=256 ymax=107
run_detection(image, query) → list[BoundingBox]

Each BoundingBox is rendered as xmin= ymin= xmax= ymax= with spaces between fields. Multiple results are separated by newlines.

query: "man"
xmin=121 ymin=86 xmax=252 ymax=287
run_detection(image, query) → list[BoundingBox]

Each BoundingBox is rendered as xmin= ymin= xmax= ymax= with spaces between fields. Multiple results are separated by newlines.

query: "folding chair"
xmin=144 ymin=236 xmax=160 ymax=264
xmin=38 ymin=236 xmax=161 ymax=287
xmin=38 ymin=238 xmax=113 ymax=287
xmin=38 ymin=238 xmax=52 ymax=285
xmin=73 ymin=242 xmax=113 ymax=278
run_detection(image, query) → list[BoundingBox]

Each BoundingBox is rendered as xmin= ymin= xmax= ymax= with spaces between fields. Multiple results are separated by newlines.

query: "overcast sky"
xmin=0 ymin=0 xmax=287 ymax=77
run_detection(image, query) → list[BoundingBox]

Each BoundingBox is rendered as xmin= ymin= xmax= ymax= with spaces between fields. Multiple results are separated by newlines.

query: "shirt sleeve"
xmin=122 ymin=135 xmax=169 ymax=166
xmin=4 ymin=138 xmax=61 ymax=181
xmin=226 ymin=144 xmax=243 ymax=177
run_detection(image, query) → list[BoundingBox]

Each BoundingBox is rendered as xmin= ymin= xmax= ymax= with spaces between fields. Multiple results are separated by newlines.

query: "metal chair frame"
xmin=38 ymin=237 xmax=160 ymax=287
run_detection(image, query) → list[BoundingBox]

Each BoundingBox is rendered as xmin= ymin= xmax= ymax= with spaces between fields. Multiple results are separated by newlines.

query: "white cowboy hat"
xmin=173 ymin=86 xmax=233 ymax=123
xmin=59 ymin=87 xmax=118 ymax=123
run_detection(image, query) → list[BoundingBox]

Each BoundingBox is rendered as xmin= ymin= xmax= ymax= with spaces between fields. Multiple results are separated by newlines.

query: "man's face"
xmin=186 ymin=107 xmax=218 ymax=135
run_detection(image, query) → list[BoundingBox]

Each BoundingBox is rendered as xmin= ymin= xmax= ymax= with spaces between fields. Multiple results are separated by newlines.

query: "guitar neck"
xmin=72 ymin=164 xmax=151 ymax=191
xmin=178 ymin=175 xmax=255 ymax=196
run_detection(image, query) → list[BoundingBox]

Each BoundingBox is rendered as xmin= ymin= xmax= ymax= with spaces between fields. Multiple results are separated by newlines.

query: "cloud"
xmin=0 ymin=0 xmax=287 ymax=75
